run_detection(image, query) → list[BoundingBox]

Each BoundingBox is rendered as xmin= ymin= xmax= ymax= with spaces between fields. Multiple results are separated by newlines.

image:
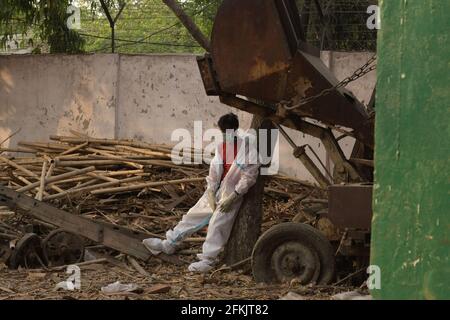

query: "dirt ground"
xmin=0 ymin=257 xmax=358 ymax=300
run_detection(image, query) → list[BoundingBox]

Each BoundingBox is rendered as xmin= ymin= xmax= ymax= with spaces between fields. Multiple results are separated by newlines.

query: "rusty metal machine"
xmin=167 ymin=0 xmax=376 ymax=284
xmin=0 ymin=186 xmax=181 ymax=269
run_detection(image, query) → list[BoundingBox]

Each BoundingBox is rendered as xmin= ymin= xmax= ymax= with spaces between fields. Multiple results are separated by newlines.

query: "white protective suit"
xmin=146 ymin=130 xmax=260 ymax=265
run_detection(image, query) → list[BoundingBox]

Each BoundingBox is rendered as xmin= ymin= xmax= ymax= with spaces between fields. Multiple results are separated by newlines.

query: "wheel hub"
xmin=43 ymin=230 xmax=85 ymax=267
xmin=271 ymin=241 xmax=320 ymax=284
xmin=8 ymin=233 xmax=48 ymax=269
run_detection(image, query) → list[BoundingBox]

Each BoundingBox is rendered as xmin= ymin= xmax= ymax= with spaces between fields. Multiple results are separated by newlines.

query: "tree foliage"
xmin=0 ymin=0 xmax=85 ymax=53
xmin=0 ymin=0 xmax=376 ymax=54
xmin=77 ymin=0 xmax=221 ymax=54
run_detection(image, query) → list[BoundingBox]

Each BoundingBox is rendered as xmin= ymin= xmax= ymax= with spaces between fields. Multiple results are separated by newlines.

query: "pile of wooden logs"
xmin=0 ymin=132 xmax=324 ymax=238
xmin=0 ymin=133 xmax=210 ymax=204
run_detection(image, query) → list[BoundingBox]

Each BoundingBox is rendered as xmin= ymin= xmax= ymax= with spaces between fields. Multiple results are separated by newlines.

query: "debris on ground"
xmin=101 ymin=281 xmax=142 ymax=294
xmin=279 ymin=292 xmax=306 ymax=300
xmin=332 ymin=290 xmax=372 ymax=300
xmin=0 ymin=132 xmax=338 ymax=300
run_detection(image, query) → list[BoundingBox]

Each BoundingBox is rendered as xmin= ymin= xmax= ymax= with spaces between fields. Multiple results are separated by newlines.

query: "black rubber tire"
xmin=252 ymin=222 xmax=335 ymax=284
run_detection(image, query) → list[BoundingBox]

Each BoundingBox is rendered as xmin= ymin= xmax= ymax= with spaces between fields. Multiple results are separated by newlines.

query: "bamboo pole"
xmin=44 ymin=176 xmax=143 ymax=201
xmin=47 ymin=175 xmax=91 ymax=186
xmin=45 ymin=162 xmax=55 ymax=178
xmin=18 ymin=142 xmax=69 ymax=151
xmin=72 ymin=178 xmax=100 ymax=189
xmin=60 ymin=141 xmax=89 ymax=156
xmin=15 ymin=175 xmax=49 ymax=196
xmin=0 ymin=148 xmax=36 ymax=154
xmin=97 ymin=169 xmax=144 ymax=177
xmin=35 ymin=160 xmax=48 ymax=201
xmin=64 ymin=167 xmax=118 ymax=183
xmin=85 ymin=147 xmax=143 ymax=169
xmin=0 ymin=156 xmax=65 ymax=193
xmin=50 ymin=136 xmax=180 ymax=154
xmin=115 ymin=145 xmax=171 ymax=159
xmin=23 ymin=170 xmax=144 ymax=187
xmin=91 ymin=177 xmax=204 ymax=195
xmin=16 ymin=166 xmax=96 ymax=193
xmin=55 ymin=158 xmax=194 ymax=170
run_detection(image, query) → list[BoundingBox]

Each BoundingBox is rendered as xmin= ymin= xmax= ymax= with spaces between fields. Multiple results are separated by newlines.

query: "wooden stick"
xmin=91 ymin=177 xmax=204 ymax=195
xmin=0 ymin=148 xmax=36 ymax=154
xmin=0 ymin=128 xmax=21 ymax=146
xmin=45 ymin=162 xmax=55 ymax=179
xmin=16 ymin=166 xmax=96 ymax=193
xmin=116 ymin=145 xmax=171 ymax=159
xmin=60 ymin=141 xmax=89 ymax=156
xmin=72 ymin=178 xmax=100 ymax=189
xmin=65 ymin=167 xmax=118 ymax=183
xmin=127 ymin=256 xmax=152 ymax=278
xmin=86 ymin=147 xmax=143 ymax=169
xmin=55 ymin=159 xmax=135 ymax=167
xmin=18 ymin=142 xmax=68 ymax=151
xmin=35 ymin=160 xmax=48 ymax=201
xmin=98 ymin=169 xmax=144 ymax=177
xmin=47 ymin=175 xmax=91 ymax=186
xmin=0 ymin=156 xmax=39 ymax=177
xmin=50 ymin=258 xmax=108 ymax=271
xmin=44 ymin=176 xmax=143 ymax=200
xmin=14 ymin=175 xmax=50 ymax=196
xmin=56 ymin=159 xmax=192 ymax=170
xmin=0 ymin=156 xmax=65 ymax=194
xmin=50 ymin=136 xmax=196 ymax=155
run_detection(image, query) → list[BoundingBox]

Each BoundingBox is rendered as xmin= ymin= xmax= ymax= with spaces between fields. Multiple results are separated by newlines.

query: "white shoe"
xmin=188 ymin=260 xmax=214 ymax=273
xmin=142 ymin=238 xmax=175 ymax=255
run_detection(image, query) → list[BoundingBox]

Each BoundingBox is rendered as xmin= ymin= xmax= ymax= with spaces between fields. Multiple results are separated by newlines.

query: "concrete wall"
xmin=0 ymin=53 xmax=375 ymax=183
xmin=117 ymin=55 xmax=252 ymax=144
xmin=0 ymin=54 xmax=117 ymax=146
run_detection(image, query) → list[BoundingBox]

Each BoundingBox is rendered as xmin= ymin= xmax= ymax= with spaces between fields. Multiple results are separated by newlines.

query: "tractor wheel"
xmin=252 ymin=222 xmax=335 ymax=284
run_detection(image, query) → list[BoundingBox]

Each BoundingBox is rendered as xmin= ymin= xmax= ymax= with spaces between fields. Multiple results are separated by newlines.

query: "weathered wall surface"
xmin=371 ymin=1 xmax=449 ymax=299
xmin=117 ymin=54 xmax=252 ymax=144
xmin=0 ymin=54 xmax=117 ymax=150
xmin=0 ymin=53 xmax=375 ymax=183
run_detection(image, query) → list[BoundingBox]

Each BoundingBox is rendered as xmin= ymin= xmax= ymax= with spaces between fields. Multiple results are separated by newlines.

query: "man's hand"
xmin=218 ymin=191 xmax=240 ymax=212
xmin=207 ymin=189 xmax=216 ymax=211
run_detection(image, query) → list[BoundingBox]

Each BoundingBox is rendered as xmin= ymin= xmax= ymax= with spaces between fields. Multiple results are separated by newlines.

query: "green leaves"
xmin=0 ymin=0 xmax=85 ymax=53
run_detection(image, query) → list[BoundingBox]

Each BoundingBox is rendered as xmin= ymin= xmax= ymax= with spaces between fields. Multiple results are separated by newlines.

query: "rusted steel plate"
xmin=208 ymin=0 xmax=373 ymax=147
xmin=211 ymin=0 xmax=293 ymax=102
xmin=285 ymin=51 xmax=372 ymax=135
xmin=327 ymin=184 xmax=373 ymax=230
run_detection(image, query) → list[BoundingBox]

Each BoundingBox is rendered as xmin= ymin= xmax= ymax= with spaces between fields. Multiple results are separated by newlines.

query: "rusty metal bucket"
xmin=206 ymin=0 xmax=373 ymax=146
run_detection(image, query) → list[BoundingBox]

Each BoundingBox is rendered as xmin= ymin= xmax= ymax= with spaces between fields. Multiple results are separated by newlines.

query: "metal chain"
xmin=283 ymin=54 xmax=377 ymax=110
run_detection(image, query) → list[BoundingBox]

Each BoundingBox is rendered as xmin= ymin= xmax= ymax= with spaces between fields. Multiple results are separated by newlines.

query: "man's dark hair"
xmin=218 ymin=113 xmax=239 ymax=132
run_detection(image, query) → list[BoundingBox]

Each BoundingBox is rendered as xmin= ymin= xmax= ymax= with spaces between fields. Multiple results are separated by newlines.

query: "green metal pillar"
xmin=371 ymin=0 xmax=450 ymax=299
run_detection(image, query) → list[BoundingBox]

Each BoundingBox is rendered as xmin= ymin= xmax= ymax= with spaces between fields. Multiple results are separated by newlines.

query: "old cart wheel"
xmin=8 ymin=233 xmax=48 ymax=269
xmin=252 ymin=223 xmax=335 ymax=284
xmin=43 ymin=229 xmax=85 ymax=267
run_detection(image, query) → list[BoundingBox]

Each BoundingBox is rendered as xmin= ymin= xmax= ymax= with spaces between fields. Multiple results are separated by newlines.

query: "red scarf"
xmin=221 ymin=140 xmax=238 ymax=181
